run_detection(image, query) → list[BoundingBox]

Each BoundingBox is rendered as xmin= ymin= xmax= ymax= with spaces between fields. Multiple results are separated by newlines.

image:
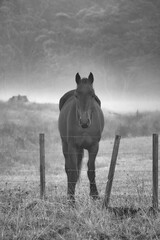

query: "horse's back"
xmin=58 ymin=95 xmax=74 ymax=139
xmin=59 ymin=90 xmax=101 ymax=111
xmin=59 ymin=90 xmax=75 ymax=111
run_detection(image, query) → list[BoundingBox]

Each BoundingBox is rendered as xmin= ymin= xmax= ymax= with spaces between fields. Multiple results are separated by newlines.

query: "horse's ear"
xmin=75 ymin=73 xmax=81 ymax=85
xmin=88 ymin=72 xmax=94 ymax=84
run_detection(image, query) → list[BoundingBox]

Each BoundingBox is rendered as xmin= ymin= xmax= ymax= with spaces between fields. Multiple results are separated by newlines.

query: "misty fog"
xmin=0 ymin=0 xmax=160 ymax=112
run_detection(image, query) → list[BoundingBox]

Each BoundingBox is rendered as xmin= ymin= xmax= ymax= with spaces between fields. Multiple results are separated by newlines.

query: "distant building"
xmin=8 ymin=95 xmax=29 ymax=103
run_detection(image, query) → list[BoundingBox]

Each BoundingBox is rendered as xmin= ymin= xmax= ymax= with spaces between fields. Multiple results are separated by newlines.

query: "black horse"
xmin=58 ymin=73 xmax=104 ymax=202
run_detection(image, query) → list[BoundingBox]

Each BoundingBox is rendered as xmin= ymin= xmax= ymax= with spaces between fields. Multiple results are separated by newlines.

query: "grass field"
xmin=1 ymin=135 xmax=160 ymax=240
xmin=0 ymin=101 xmax=160 ymax=239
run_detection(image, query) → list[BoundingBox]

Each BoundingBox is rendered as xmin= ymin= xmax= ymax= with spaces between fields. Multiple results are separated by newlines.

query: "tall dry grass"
xmin=1 ymin=101 xmax=160 ymax=239
xmin=0 ymin=180 xmax=160 ymax=240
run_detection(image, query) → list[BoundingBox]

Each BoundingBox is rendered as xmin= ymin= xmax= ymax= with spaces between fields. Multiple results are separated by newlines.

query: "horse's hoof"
xmin=67 ymin=196 xmax=76 ymax=207
xmin=68 ymin=201 xmax=76 ymax=208
xmin=90 ymin=194 xmax=100 ymax=200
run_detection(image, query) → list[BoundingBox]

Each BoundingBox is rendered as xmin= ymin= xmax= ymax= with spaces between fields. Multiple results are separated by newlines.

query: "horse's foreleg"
xmin=87 ymin=143 xmax=99 ymax=199
xmin=62 ymin=141 xmax=75 ymax=200
xmin=66 ymin=143 xmax=78 ymax=202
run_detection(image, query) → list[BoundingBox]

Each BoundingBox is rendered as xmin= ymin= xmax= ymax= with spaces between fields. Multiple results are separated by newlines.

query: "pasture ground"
xmin=0 ymin=136 xmax=160 ymax=239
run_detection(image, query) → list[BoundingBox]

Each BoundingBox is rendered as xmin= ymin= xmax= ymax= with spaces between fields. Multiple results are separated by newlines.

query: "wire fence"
xmin=0 ymin=134 xmax=159 ymax=205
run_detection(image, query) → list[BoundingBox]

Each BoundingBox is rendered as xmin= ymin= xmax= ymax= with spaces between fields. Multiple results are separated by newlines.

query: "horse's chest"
xmin=75 ymin=132 xmax=98 ymax=148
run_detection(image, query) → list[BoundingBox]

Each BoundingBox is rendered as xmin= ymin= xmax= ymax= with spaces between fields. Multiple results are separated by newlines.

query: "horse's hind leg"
xmin=87 ymin=143 xmax=99 ymax=199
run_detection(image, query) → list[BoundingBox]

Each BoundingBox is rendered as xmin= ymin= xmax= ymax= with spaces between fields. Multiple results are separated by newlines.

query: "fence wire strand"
xmin=0 ymin=135 xmax=159 ymax=201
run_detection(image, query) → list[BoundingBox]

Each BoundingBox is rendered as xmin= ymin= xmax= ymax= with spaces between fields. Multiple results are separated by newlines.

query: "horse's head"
xmin=74 ymin=72 xmax=95 ymax=129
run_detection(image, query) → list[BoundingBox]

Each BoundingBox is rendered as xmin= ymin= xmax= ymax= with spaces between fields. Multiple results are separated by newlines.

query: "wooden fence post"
xmin=102 ymin=135 xmax=121 ymax=209
xmin=39 ymin=133 xmax=45 ymax=199
xmin=152 ymin=134 xmax=158 ymax=211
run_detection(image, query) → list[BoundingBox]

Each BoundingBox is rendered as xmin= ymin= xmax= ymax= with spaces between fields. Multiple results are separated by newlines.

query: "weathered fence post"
xmin=39 ymin=133 xmax=45 ymax=199
xmin=152 ymin=134 xmax=158 ymax=211
xmin=102 ymin=135 xmax=121 ymax=209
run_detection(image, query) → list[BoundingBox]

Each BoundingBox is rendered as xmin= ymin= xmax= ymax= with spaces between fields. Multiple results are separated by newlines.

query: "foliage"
xmin=0 ymin=101 xmax=60 ymax=172
xmin=1 ymin=101 xmax=160 ymax=171
xmin=102 ymin=110 xmax=160 ymax=138
xmin=0 ymin=0 xmax=160 ymax=86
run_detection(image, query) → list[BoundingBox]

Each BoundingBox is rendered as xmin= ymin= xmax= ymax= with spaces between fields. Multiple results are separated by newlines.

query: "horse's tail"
xmin=77 ymin=149 xmax=84 ymax=181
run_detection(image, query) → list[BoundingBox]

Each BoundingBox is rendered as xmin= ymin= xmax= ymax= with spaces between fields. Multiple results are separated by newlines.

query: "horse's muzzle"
xmin=79 ymin=118 xmax=91 ymax=128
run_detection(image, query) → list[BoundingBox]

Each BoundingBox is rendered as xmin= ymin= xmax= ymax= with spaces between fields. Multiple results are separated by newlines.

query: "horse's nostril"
xmin=81 ymin=123 xmax=89 ymax=128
